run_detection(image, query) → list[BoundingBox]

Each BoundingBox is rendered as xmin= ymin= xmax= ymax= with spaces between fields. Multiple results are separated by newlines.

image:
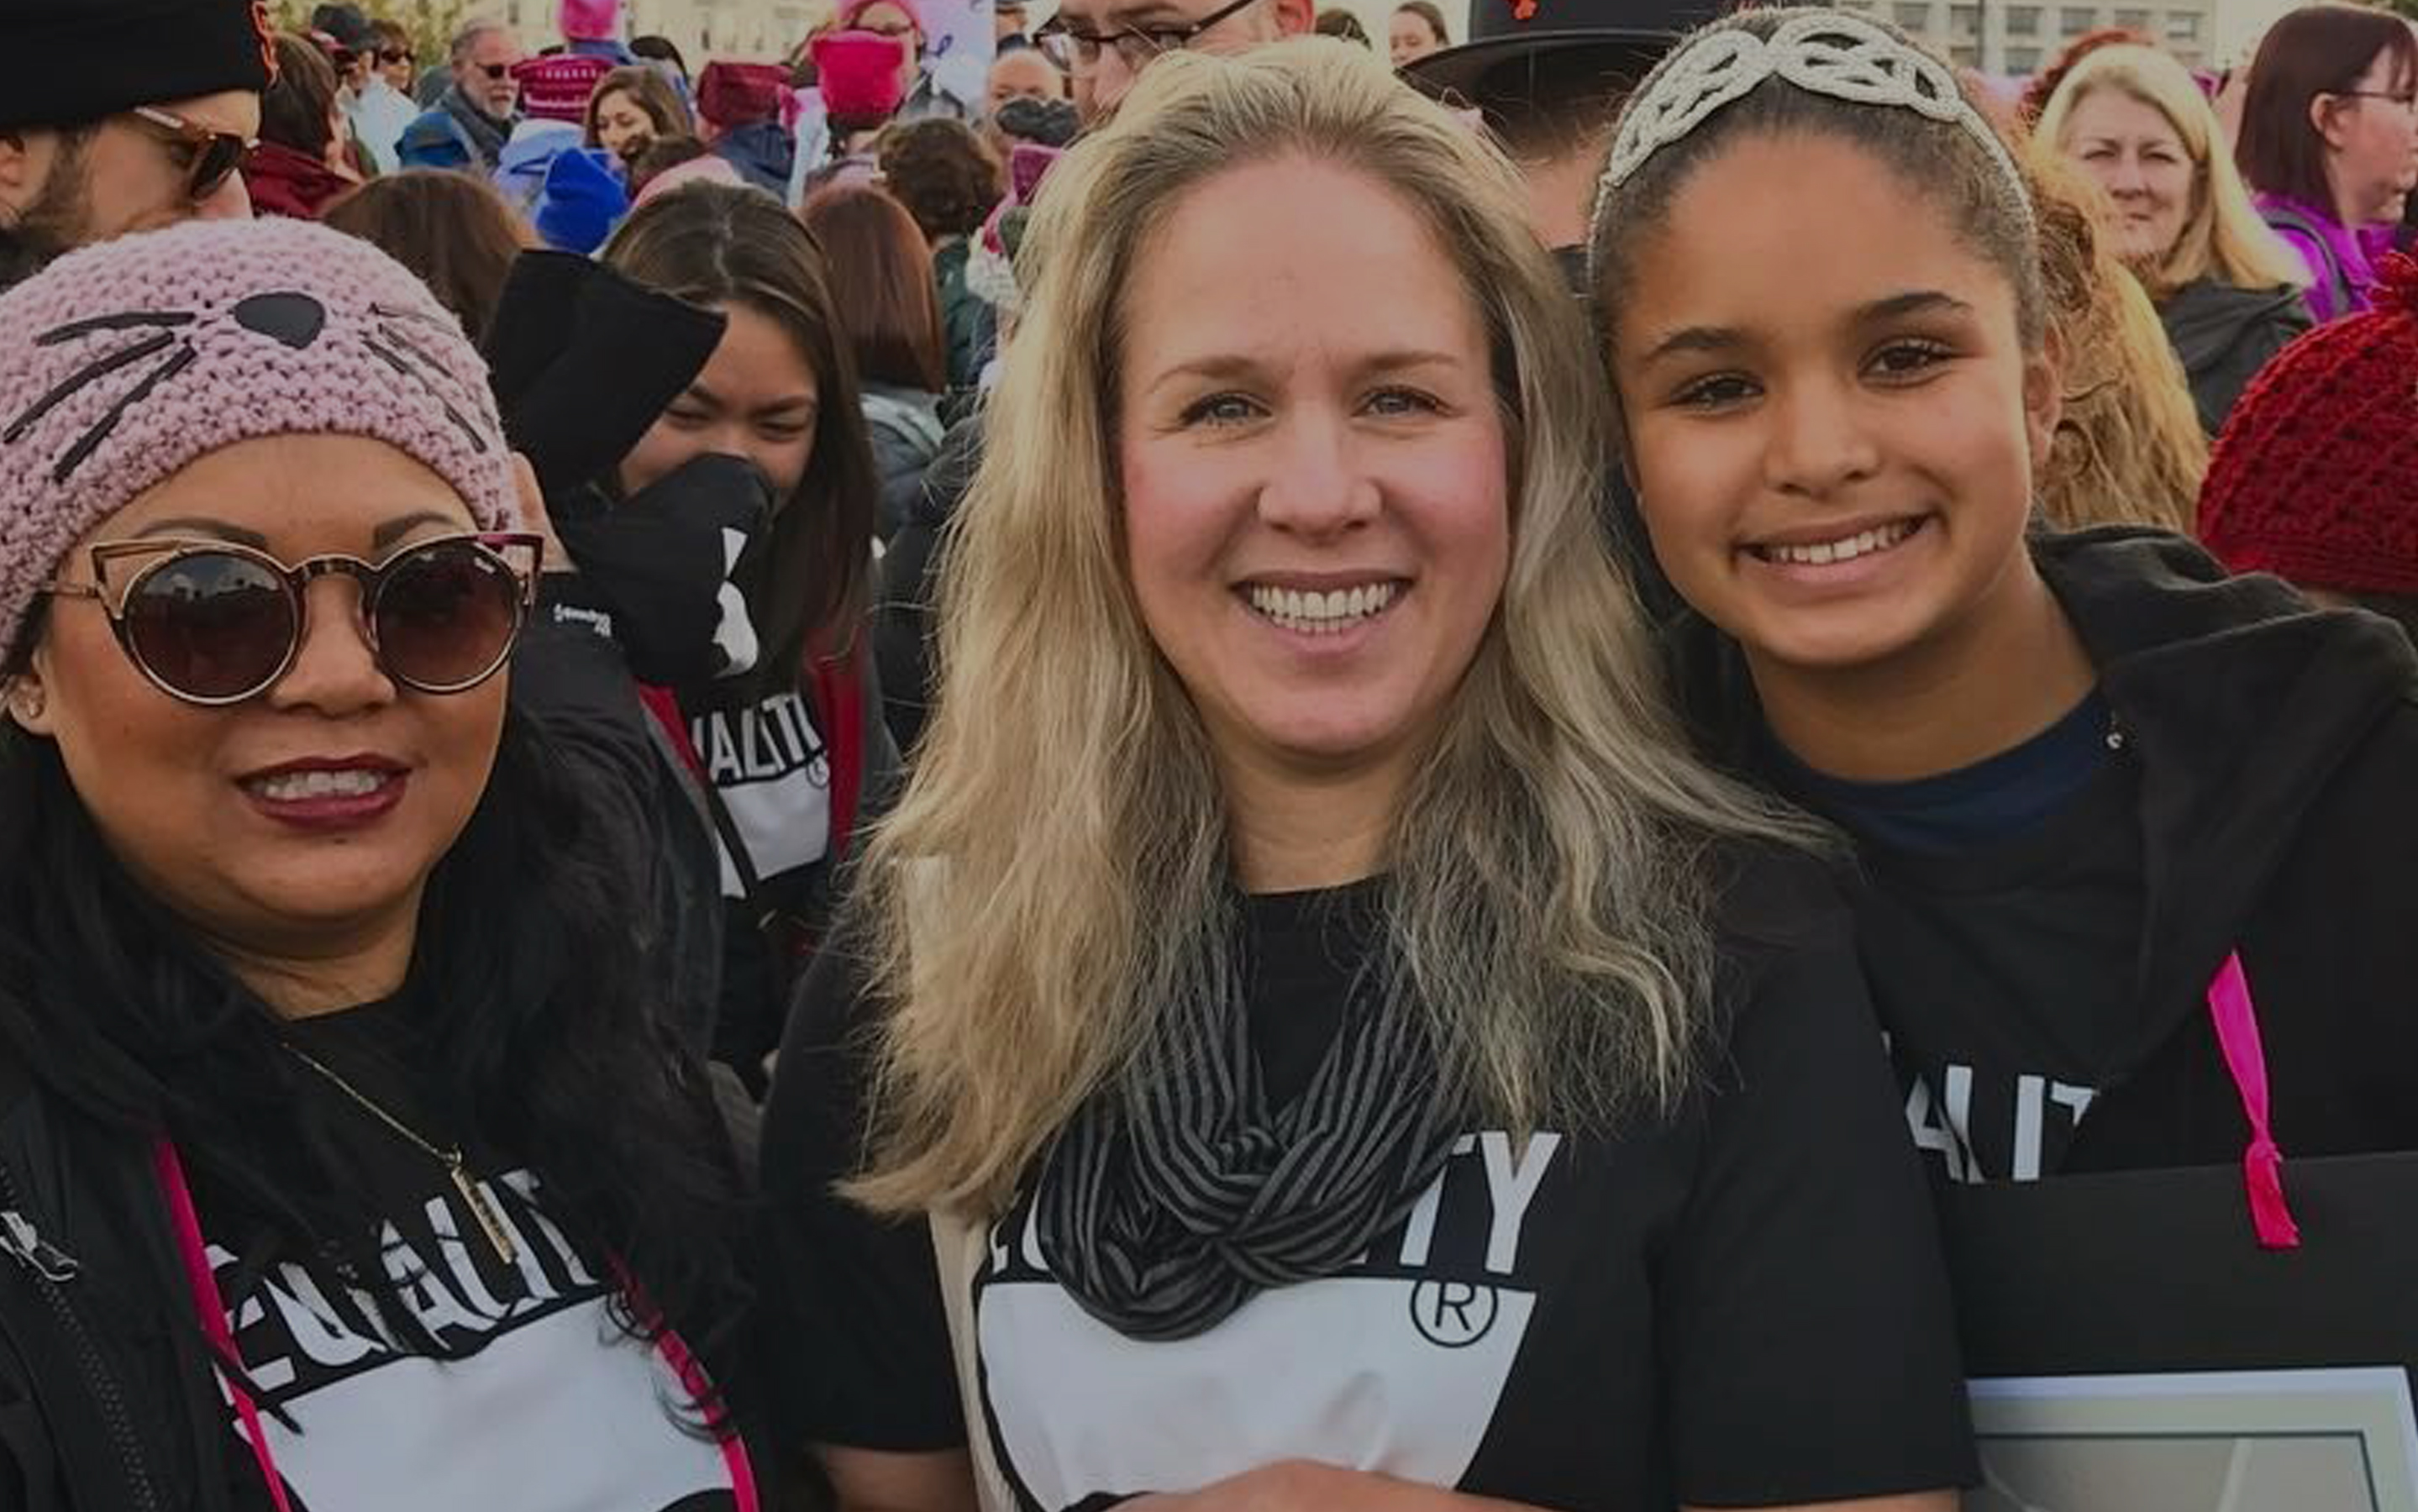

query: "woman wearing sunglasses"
xmin=0 ymin=218 xmax=762 ymax=1508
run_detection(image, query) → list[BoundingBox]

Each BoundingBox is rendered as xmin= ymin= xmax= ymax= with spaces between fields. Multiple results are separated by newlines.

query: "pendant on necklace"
xmin=445 ymin=1154 xmax=520 ymax=1268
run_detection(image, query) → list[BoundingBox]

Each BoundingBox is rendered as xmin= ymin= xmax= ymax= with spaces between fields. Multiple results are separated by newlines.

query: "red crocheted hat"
xmin=696 ymin=60 xmax=792 ymax=129
xmin=2200 ymin=255 xmax=2418 ymax=596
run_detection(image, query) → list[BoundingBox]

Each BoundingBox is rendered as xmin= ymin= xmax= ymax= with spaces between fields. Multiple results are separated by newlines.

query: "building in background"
xmin=490 ymin=0 xmax=824 ymax=60
xmin=1836 ymin=0 xmax=2216 ymax=73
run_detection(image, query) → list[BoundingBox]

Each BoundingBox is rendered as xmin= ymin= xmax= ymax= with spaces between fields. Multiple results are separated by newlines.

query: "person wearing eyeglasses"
xmin=0 ymin=214 xmax=770 ymax=1511
xmin=2237 ymin=3 xmax=2418 ymax=322
xmin=0 ymin=0 xmax=267 ymax=291
xmin=1034 ymin=0 xmax=1312 ymax=123
xmin=326 ymin=7 xmax=423 ymax=174
xmin=373 ymin=18 xmax=422 ymax=97
xmin=399 ymin=17 xmax=528 ymax=172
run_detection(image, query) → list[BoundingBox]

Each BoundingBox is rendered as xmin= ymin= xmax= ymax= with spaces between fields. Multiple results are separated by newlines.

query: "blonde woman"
xmin=759 ymin=40 xmax=1971 ymax=1512
xmin=2039 ymin=43 xmax=2314 ymax=432
xmin=2024 ymin=141 xmax=2211 ymax=532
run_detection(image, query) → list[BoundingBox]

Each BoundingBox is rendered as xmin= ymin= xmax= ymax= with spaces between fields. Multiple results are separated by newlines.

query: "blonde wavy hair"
xmin=2024 ymin=142 xmax=2210 ymax=531
xmin=848 ymin=41 xmax=1813 ymax=1218
xmin=2037 ymin=45 xmax=2308 ymax=300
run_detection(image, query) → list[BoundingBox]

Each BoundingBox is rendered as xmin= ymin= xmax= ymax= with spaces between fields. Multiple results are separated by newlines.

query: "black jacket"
xmin=871 ymin=409 xmax=983 ymax=754
xmin=861 ymin=384 xmax=947 ymax=543
xmin=2159 ymin=278 xmax=2310 ymax=436
xmin=0 ymin=1063 xmax=234 ymax=1511
xmin=1671 ymin=527 xmax=2418 ymax=1174
xmin=0 ymin=622 xmax=712 ymax=1510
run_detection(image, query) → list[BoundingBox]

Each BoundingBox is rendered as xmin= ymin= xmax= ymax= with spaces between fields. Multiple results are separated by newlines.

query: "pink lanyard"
xmin=150 ymin=1138 xmax=760 ymax=1510
xmin=2205 ymin=953 xmax=2301 ymax=1250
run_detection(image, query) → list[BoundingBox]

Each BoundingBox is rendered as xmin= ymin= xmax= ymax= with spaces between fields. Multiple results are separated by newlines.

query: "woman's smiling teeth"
xmin=1752 ymin=518 xmax=1921 ymax=566
xmin=1245 ymin=581 xmax=1401 ymax=634
xmin=250 ymin=769 xmax=393 ymax=802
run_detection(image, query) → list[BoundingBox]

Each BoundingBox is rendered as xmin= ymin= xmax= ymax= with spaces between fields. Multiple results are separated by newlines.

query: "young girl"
xmin=602 ymin=184 xmax=894 ymax=1084
xmin=763 ymin=41 xmax=1971 ymax=1512
xmin=1590 ymin=8 xmax=2418 ymax=1196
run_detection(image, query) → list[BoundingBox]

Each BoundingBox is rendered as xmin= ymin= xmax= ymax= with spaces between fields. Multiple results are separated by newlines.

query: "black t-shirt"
xmin=684 ymin=684 xmax=835 ymax=1074
xmin=761 ymin=860 xmax=1976 ymax=1511
xmin=194 ymin=1001 xmax=741 ymax=1512
xmin=1764 ymin=696 xmax=2149 ymax=1184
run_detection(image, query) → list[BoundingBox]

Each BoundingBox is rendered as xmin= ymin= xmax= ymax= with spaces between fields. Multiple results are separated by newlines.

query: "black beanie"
xmin=0 ymin=0 xmax=279 ymax=132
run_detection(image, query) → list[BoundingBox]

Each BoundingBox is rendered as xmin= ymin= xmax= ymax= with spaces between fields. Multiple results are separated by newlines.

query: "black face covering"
xmin=482 ymin=250 xmax=730 ymax=500
xmin=551 ymin=454 xmax=776 ymax=688
xmin=484 ymin=251 xmax=768 ymax=687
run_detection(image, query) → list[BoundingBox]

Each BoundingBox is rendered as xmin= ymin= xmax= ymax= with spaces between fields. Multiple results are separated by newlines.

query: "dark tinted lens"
xmin=373 ymin=543 xmax=522 ymax=690
xmin=121 ymin=553 xmax=296 ymax=701
xmin=190 ymin=133 xmax=249 ymax=200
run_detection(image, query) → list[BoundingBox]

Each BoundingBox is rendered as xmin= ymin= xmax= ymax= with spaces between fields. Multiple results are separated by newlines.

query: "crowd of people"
xmin=0 ymin=0 xmax=2414 ymax=1506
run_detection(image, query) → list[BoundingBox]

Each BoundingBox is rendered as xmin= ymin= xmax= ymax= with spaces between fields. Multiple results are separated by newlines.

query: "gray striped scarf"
xmin=1033 ymin=930 xmax=1458 ymax=1341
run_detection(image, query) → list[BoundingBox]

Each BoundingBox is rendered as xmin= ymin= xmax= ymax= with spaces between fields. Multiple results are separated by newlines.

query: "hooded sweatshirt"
xmin=2158 ymin=278 xmax=2311 ymax=435
xmin=1670 ymin=528 xmax=2418 ymax=1187
xmin=713 ymin=121 xmax=797 ymax=198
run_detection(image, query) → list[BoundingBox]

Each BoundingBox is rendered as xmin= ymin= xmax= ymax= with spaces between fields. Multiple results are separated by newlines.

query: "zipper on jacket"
xmin=0 ymin=1209 xmax=78 ymax=1284
xmin=0 ymin=1158 xmax=161 ymax=1512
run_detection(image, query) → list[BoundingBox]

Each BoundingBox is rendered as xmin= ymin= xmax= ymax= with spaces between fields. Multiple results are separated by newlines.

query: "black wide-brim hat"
xmin=1400 ymin=0 xmax=1725 ymax=113
xmin=0 ymin=0 xmax=278 ymax=131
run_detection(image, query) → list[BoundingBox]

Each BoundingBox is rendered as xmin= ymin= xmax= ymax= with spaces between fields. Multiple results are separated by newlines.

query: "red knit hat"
xmin=2200 ymin=255 xmax=2418 ymax=596
xmin=514 ymin=55 xmax=612 ymax=123
xmin=696 ymin=60 xmax=791 ymax=130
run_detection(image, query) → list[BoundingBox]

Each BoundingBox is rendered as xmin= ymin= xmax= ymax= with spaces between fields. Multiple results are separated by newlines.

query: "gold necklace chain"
xmin=282 ymin=1044 xmax=521 ymax=1268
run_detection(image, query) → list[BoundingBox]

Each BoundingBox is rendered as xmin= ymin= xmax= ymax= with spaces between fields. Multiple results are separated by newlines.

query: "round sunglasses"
xmin=39 ymin=533 xmax=542 ymax=707
xmin=125 ymin=106 xmax=257 ymax=205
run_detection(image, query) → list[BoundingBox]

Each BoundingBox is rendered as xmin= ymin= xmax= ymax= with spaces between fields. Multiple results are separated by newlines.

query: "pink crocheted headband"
xmin=0 ymin=218 xmax=516 ymax=668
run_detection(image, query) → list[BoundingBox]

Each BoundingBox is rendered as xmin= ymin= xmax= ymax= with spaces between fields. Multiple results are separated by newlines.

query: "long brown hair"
xmin=799 ymin=184 xmax=947 ymax=393
xmin=2237 ymin=3 xmax=2418 ymax=213
xmin=583 ymin=64 xmax=693 ymax=154
xmin=321 ymin=171 xmax=535 ymax=340
xmin=263 ymin=33 xmax=342 ymax=158
xmin=602 ymin=184 xmax=880 ymax=692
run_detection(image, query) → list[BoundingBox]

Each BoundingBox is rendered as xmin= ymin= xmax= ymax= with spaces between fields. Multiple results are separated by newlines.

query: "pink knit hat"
xmin=0 ymin=218 xmax=516 ymax=665
xmin=811 ymin=31 xmax=908 ymax=122
xmin=560 ymin=0 xmax=622 ymax=41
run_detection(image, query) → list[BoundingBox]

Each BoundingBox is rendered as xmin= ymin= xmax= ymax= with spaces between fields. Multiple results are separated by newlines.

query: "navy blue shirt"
xmin=1760 ymin=692 xmax=2148 ymax=1184
xmin=1764 ymin=691 xmax=2118 ymax=853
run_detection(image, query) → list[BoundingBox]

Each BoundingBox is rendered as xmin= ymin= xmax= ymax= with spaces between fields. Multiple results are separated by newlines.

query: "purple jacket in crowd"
xmin=2255 ymin=192 xmax=2397 ymax=323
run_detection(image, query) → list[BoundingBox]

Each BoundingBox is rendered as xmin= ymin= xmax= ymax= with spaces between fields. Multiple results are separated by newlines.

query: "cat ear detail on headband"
xmin=1597 ymin=9 xmax=2030 ymax=231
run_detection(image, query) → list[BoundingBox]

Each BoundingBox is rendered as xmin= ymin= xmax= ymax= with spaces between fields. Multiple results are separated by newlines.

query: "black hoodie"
xmin=1670 ymin=527 xmax=2418 ymax=1184
xmin=2158 ymin=278 xmax=2311 ymax=435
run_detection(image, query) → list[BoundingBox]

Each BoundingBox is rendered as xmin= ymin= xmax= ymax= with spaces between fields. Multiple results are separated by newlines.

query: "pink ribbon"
xmin=2205 ymin=953 xmax=2302 ymax=1250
